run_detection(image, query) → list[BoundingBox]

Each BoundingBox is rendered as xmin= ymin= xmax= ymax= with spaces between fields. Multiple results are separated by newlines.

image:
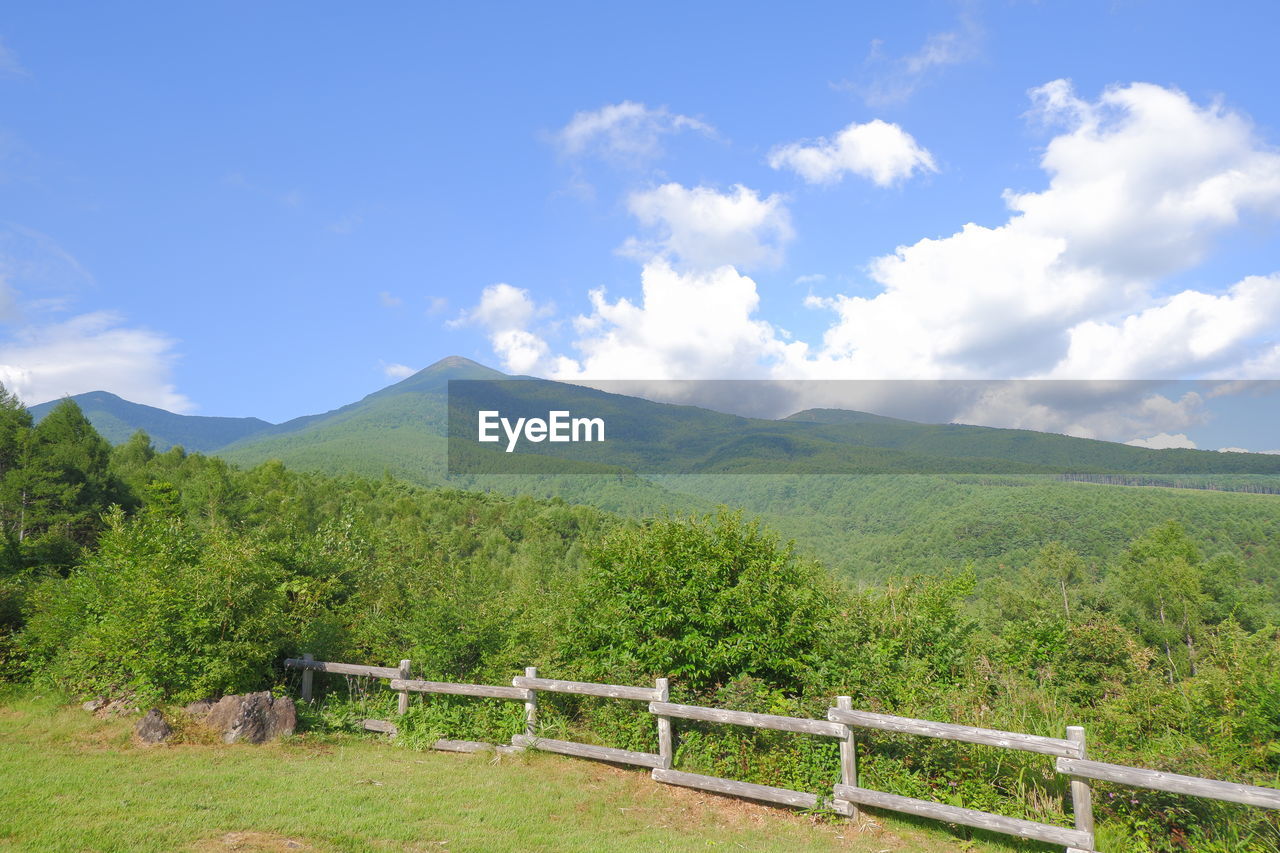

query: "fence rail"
xmin=653 ymin=768 xmax=823 ymax=810
xmin=391 ymin=678 xmax=531 ymax=701
xmin=650 ymin=700 xmax=846 ymax=738
xmin=284 ymin=655 xmax=1280 ymax=853
xmin=828 ymin=707 xmax=1080 ymax=757
xmin=282 ymin=657 xmax=403 ymax=681
xmin=833 ymin=784 xmax=1093 ymax=849
xmin=511 ymin=675 xmax=661 ymax=702
xmin=1058 ymin=757 xmax=1280 ymax=810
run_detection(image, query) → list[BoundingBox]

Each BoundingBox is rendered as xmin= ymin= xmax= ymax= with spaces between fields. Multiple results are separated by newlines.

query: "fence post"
xmin=1067 ymin=725 xmax=1095 ymax=849
xmin=524 ymin=666 xmax=538 ymax=738
xmin=837 ymin=696 xmax=858 ymax=820
xmin=656 ymin=677 xmax=673 ymax=770
xmin=397 ymin=659 xmax=412 ymax=715
xmin=300 ymin=653 xmax=314 ymax=704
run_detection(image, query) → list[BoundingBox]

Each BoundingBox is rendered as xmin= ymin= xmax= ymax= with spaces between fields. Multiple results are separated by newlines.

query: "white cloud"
xmin=1219 ymin=447 xmax=1280 ymax=455
xmin=785 ymin=80 xmax=1280 ymax=380
xmin=1010 ymin=80 xmax=1280 ymax=278
xmin=769 ymin=119 xmax=936 ymax=187
xmin=378 ymin=291 xmax=403 ymax=308
xmin=0 ymin=312 xmax=193 ymax=411
xmin=381 ymin=362 xmax=416 ymax=379
xmin=450 ymin=283 xmax=551 ymax=374
xmin=1126 ymin=433 xmax=1198 ymax=450
xmin=453 ymin=282 xmax=537 ymax=331
xmin=552 ymin=258 xmax=801 ymax=380
xmin=1049 ymin=274 xmax=1280 ymax=378
xmin=556 ymin=101 xmax=713 ymax=164
xmin=480 ymin=81 xmax=1280 ymax=409
xmin=621 ymin=183 xmax=793 ymax=271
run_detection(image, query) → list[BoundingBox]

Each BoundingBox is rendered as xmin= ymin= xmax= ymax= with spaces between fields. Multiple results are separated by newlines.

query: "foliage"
xmin=561 ymin=510 xmax=837 ymax=691
xmin=2 ymin=383 xmax=1279 ymax=849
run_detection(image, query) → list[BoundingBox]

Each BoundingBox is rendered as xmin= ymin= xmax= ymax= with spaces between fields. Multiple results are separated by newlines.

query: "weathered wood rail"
xmin=830 ymin=704 xmax=1096 ymax=847
xmin=285 ymin=655 xmax=531 ymax=746
xmin=284 ymin=656 xmax=1280 ymax=852
xmin=284 ymin=654 xmax=412 ymax=734
xmin=647 ymin=698 xmax=851 ymax=812
xmin=510 ymin=668 xmax=667 ymax=768
xmin=1057 ymin=757 xmax=1280 ymax=810
xmin=827 ymin=707 xmax=1080 ymax=757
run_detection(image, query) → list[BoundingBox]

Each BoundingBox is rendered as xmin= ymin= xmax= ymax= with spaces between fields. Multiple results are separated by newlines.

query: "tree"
xmin=0 ymin=398 xmax=124 ymax=569
xmin=0 ymin=386 xmax=34 ymax=572
xmin=562 ymin=510 xmax=837 ymax=692
xmin=1110 ymin=521 xmax=1207 ymax=682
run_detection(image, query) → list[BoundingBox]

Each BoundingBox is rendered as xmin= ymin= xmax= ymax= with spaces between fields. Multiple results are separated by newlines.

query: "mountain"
xmin=28 ymin=391 xmax=272 ymax=452
xmin=45 ymin=356 xmax=1280 ymax=480
xmin=784 ymin=408 xmax=917 ymax=426
xmin=28 ymin=358 xmax=1280 ymax=583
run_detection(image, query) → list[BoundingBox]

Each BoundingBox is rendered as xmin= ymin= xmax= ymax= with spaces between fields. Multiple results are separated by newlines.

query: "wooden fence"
xmin=283 ymin=656 xmax=1280 ymax=853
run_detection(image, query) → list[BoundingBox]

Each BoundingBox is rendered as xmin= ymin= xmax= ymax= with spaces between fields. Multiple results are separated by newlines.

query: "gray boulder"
xmin=204 ymin=692 xmax=296 ymax=744
xmin=135 ymin=708 xmax=173 ymax=744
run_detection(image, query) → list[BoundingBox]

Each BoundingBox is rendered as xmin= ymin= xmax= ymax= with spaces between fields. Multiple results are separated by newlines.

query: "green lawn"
xmin=0 ymin=692 xmax=1052 ymax=853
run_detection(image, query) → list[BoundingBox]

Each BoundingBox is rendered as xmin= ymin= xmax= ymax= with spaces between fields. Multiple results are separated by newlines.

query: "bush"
xmin=22 ymin=507 xmax=299 ymax=703
xmin=560 ymin=509 xmax=837 ymax=692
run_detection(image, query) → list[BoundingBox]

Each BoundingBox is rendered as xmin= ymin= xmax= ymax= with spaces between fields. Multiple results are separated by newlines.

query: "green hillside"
xmin=6 ymin=411 xmax=1278 ymax=851
xmin=45 ymin=356 xmax=1280 ymax=583
xmin=443 ymin=374 xmax=1280 ymax=476
xmin=655 ymin=473 xmax=1280 ymax=590
xmin=29 ymin=391 xmax=272 ymax=452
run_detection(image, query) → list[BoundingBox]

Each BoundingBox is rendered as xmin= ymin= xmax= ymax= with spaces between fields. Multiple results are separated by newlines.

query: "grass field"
xmin=0 ymin=692 xmax=1057 ymax=853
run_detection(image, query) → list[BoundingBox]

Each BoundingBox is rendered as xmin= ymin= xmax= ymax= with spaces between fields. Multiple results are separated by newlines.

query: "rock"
xmin=267 ymin=695 xmax=297 ymax=740
xmin=183 ymin=699 xmax=215 ymax=718
xmin=135 ymin=708 xmax=173 ymax=744
xmin=203 ymin=692 xmax=297 ymax=744
xmin=82 ymin=698 xmax=105 ymax=713
xmin=204 ymin=695 xmax=242 ymax=733
xmin=96 ymin=696 xmax=139 ymax=718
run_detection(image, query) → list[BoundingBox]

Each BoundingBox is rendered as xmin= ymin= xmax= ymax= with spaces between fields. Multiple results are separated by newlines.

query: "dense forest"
xmin=3 ymin=390 xmax=1279 ymax=852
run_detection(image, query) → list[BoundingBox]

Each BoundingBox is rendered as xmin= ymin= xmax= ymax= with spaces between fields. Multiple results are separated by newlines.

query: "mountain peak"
xmin=367 ymin=355 xmax=508 ymax=399
xmin=783 ymin=408 xmax=918 ymax=426
xmin=422 ymin=355 xmax=494 ymax=373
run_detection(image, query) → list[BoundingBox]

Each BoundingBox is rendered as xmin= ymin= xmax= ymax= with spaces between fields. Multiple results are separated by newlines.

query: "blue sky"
xmin=2 ymin=2 xmax=1278 ymax=449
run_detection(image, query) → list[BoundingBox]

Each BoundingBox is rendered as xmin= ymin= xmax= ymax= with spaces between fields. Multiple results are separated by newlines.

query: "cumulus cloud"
xmin=786 ymin=80 xmax=1280 ymax=380
xmin=480 ymin=81 xmax=1280 ymax=423
xmin=552 ymin=258 xmax=801 ymax=380
xmin=450 ymin=283 xmax=551 ymax=374
xmin=1049 ymin=274 xmax=1280 ymax=378
xmin=769 ymin=119 xmax=936 ymax=186
xmin=555 ymin=101 xmax=714 ymax=164
xmin=1126 ymin=433 xmax=1198 ymax=450
xmin=1011 ymin=80 xmax=1280 ymax=277
xmin=621 ymin=183 xmax=793 ymax=271
xmin=0 ymin=312 xmax=192 ymax=411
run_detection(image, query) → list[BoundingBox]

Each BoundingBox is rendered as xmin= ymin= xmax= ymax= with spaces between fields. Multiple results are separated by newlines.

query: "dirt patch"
xmin=189 ymin=831 xmax=315 ymax=851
